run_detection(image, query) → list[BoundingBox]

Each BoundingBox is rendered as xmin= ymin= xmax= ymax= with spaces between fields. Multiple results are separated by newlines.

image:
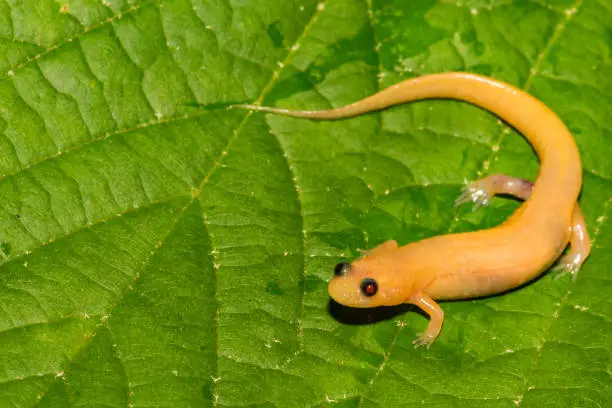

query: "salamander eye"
xmin=334 ymin=262 xmax=351 ymax=277
xmin=360 ymin=278 xmax=378 ymax=297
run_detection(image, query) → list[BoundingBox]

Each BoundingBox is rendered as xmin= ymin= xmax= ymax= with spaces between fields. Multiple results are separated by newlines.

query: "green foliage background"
xmin=0 ymin=0 xmax=610 ymax=407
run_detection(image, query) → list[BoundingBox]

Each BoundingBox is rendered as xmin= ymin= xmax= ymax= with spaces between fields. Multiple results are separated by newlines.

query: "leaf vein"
xmin=356 ymin=322 xmax=406 ymax=407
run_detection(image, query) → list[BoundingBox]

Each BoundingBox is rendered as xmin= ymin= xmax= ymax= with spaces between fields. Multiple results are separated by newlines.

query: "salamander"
xmin=232 ymin=72 xmax=591 ymax=347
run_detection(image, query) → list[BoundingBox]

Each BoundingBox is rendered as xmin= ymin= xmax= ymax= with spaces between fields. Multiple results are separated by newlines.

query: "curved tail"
xmin=232 ymin=72 xmax=582 ymax=225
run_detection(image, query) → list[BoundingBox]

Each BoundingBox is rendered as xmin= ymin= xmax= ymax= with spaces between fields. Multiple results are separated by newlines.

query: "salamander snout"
xmin=334 ymin=262 xmax=351 ymax=277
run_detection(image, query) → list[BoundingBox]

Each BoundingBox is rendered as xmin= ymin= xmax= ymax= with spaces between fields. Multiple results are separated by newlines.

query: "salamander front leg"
xmin=409 ymin=292 xmax=444 ymax=348
xmin=363 ymin=240 xmax=398 ymax=257
xmin=455 ymin=174 xmax=591 ymax=279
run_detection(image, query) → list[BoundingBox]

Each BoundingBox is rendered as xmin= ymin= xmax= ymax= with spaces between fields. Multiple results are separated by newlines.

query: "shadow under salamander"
xmin=328 ymin=299 xmax=428 ymax=325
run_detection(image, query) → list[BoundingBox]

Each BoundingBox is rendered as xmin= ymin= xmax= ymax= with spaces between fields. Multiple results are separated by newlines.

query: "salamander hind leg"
xmin=553 ymin=205 xmax=591 ymax=281
xmin=455 ymin=174 xmax=533 ymax=211
xmin=455 ymin=175 xmax=591 ymax=280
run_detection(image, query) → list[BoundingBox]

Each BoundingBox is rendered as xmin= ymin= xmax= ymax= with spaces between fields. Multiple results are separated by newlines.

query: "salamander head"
xmin=328 ymin=256 xmax=410 ymax=308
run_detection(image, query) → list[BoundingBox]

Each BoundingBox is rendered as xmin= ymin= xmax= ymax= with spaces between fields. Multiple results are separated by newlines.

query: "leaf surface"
xmin=0 ymin=0 xmax=610 ymax=407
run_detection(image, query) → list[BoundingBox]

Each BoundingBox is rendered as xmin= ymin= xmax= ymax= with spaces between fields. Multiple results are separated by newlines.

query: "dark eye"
xmin=360 ymin=278 xmax=378 ymax=297
xmin=334 ymin=262 xmax=351 ymax=277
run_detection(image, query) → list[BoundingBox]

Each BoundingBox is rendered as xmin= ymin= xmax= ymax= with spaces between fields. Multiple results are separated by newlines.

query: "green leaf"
xmin=0 ymin=0 xmax=610 ymax=407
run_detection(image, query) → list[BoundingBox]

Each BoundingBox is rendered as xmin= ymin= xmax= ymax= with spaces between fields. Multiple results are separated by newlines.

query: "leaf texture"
xmin=0 ymin=0 xmax=610 ymax=407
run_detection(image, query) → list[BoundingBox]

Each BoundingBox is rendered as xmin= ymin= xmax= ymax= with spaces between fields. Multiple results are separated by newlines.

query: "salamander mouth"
xmin=328 ymin=277 xmax=370 ymax=308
